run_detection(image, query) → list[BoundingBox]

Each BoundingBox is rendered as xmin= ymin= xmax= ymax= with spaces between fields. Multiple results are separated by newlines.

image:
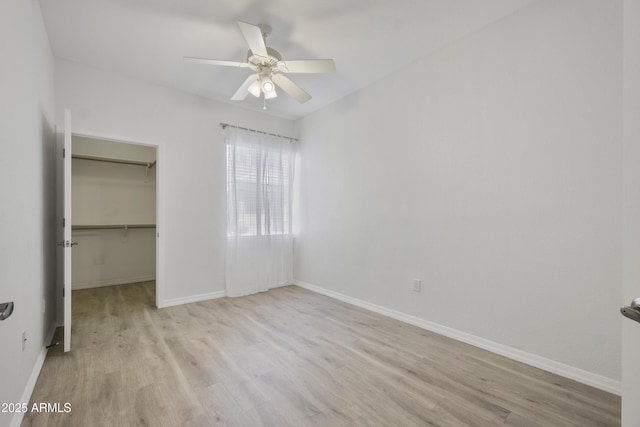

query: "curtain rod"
xmin=220 ymin=123 xmax=298 ymax=142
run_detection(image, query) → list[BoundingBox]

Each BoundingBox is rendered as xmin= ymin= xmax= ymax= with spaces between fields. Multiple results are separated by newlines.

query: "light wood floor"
xmin=23 ymin=282 xmax=620 ymax=426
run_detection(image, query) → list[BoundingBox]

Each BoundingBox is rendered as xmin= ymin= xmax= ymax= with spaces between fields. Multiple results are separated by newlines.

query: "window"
xmin=226 ymin=135 xmax=293 ymax=237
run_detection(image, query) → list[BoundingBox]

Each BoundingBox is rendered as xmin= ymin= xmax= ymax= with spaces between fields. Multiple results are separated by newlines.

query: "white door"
xmin=622 ymin=0 xmax=640 ymax=424
xmin=61 ymin=109 xmax=74 ymax=352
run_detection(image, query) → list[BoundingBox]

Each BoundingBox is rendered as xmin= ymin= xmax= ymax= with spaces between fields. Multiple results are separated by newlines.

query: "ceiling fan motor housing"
xmin=247 ymin=47 xmax=282 ymax=72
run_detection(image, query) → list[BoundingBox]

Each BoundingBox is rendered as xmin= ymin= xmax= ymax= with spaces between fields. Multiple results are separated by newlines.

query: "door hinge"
xmin=63 ymin=218 xmax=66 ymax=228
xmin=63 ymin=148 xmax=66 ymax=158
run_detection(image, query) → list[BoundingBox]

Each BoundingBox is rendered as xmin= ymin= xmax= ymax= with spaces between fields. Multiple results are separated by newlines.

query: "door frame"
xmin=67 ymin=131 xmax=165 ymax=309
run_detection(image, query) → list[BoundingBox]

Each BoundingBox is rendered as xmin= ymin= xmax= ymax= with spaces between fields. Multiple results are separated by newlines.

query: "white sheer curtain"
xmin=225 ymin=126 xmax=295 ymax=297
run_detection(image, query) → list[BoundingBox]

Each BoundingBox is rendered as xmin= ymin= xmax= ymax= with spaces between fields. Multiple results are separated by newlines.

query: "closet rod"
xmin=72 ymin=224 xmax=156 ymax=231
xmin=220 ymin=123 xmax=298 ymax=142
xmin=72 ymin=154 xmax=157 ymax=168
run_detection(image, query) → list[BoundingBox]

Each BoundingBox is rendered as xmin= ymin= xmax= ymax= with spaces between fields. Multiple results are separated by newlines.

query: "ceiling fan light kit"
xmin=185 ymin=21 xmax=335 ymax=108
xmin=261 ymin=78 xmax=275 ymax=94
xmin=247 ymin=78 xmax=261 ymax=98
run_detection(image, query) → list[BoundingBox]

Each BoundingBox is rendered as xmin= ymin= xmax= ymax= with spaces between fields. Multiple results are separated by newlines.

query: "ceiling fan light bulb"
xmin=262 ymin=78 xmax=275 ymax=93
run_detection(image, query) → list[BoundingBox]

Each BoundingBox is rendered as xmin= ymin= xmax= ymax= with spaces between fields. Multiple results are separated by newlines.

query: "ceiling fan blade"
xmin=184 ymin=57 xmax=249 ymax=68
xmin=231 ymin=74 xmax=259 ymax=101
xmin=237 ymin=21 xmax=268 ymax=58
xmin=272 ymin=73 xmax=312 ymax=103
xmin=277 ymin=59 xmax=336 ymax=74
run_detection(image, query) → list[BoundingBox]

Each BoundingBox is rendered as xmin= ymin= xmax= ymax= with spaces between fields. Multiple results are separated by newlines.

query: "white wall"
xmin=0 ymin=1 xmax=56 ymax=427
xmin=622 ymin=0 xmax=640 ymax=423
xmin=71 ymin=139 xmax=157 ymax=289
xmin=54 ymin=59 xmax=295 ymax=304
xmin=72 ymin=159 xmax=156 ymax=226
xmin=72 ymin=228 xmax=156 ymax=289
xmin=295 ymin=0 xmax=622 ymax=386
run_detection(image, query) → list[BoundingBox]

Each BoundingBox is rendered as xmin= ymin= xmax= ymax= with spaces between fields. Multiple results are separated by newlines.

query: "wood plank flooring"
xmin=23 ymin=282 xmax=620 ymax=426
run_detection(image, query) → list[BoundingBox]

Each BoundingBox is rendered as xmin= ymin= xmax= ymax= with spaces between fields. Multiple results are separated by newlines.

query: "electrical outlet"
xmin=22 ymin=331 xmax=27 ymax=352
xmin=413 ymin=279 xmax=422 ymax=292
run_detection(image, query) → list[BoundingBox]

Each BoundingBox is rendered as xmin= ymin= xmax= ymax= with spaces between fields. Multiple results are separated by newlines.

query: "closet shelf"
xmin=72 ymin=224 xmax=156 ymax=231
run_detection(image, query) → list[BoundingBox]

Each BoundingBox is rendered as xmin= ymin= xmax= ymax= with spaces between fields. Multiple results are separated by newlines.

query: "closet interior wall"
xmin=71 ymin=136 xmax=156 ymax=289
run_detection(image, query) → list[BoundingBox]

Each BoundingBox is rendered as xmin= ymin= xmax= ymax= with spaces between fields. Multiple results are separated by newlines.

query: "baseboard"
xmin=10 ymin=324 xmax=57 ymax=427
xmin=72 ymin=275 xmax=156 ymax=290
xmin=293 ymin=280 xmax=621 ymax=396
xmin=159 ymin=290 xmax=226 ymax=308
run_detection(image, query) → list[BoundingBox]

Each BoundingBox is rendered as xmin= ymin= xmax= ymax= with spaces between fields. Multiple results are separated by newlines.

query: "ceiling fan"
xmin=185 ymin=21 xmax=336 ymax=105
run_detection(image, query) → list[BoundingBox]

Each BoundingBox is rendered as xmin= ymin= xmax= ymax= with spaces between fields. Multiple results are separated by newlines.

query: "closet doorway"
xmin=70 ymin=135 xmax=160 ymax=317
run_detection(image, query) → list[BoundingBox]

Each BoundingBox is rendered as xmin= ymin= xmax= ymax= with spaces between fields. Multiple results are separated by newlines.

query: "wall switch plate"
xmin=413 ymin=279 xmax=422 ymax=292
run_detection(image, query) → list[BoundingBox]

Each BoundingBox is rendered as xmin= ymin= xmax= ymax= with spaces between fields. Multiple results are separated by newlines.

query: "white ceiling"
xmin=40 ymin=0 xmax=536 ymax=120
